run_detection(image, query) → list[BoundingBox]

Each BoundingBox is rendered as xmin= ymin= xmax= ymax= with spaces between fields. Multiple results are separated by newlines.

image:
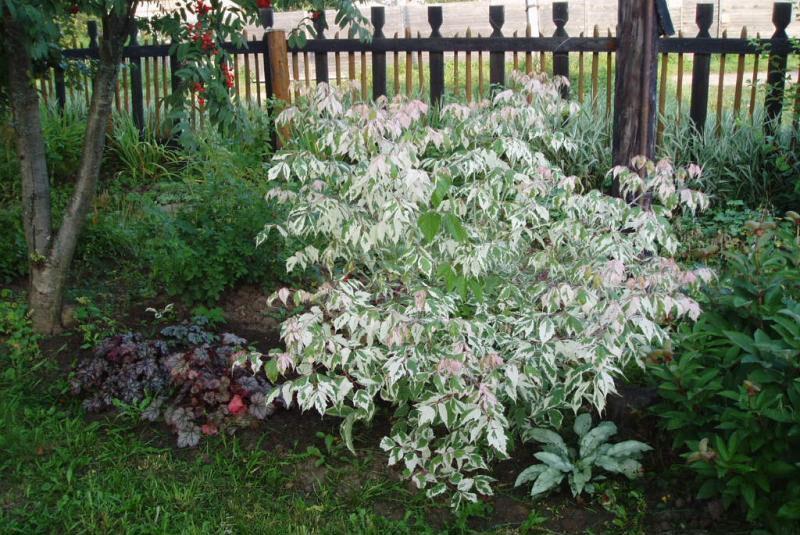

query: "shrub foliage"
xmin=257 ymin=76 xmax=709 ymax=507
xmin=652 ymin=217 xmax=800 ymax=527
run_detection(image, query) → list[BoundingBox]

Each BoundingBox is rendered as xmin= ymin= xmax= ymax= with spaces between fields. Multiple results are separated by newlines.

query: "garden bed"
xmin=3 ymin=284 xmax=743 ymax=534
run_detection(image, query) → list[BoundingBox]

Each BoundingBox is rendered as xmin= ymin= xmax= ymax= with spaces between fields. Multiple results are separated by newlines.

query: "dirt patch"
xmin=220 ymin=285 xmax=282 ymax=339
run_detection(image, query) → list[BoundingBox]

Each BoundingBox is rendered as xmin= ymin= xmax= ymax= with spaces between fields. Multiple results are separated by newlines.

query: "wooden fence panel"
xmin=54 ymin=3 xmax=797 ymax=144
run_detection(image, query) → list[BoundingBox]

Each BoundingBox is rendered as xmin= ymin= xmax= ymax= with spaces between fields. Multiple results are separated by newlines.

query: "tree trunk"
xmin=4 ymin=16 xmax=59 ymax=333
xmin=611 ymin=0 xmax=659 ymax=202
xmin=5 ymin=6 xmax=136 ymax=334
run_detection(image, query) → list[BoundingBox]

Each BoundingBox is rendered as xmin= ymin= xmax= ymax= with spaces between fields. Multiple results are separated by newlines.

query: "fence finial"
xmin=259 ymin=7 xmax=274 ymax=29
xmin=371 ymin=6 xmax=385 ymax=39
xmin=372 ymin=7 xmax=386 ymax=99
xmin=489 ymin=5 xmax=504 ymax=38
xmin=87 ymin=21 xmax=98 ymax=48
xmin=695 ymin=3 xmax=713 ymax=37
xmin=771 ymin=2 xmax=792 ymax=37
xmin=765 ymin=2 xmax=793 ymax=132
xmin=552 ymin=2 xmax=569 ymax=98
xmin=690 ymin=3 xmax=714 ymax=133
xmin=553 ymin=2 xmax=568 ymax=35
xmin=428 ymin=6 xmax=444 ymax=104
xmin=428 ymin=6 xmax=443 ymax=38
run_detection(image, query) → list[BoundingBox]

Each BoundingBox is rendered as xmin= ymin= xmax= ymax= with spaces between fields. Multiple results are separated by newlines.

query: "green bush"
xmin=651 ymin=217 xmax=800 ymax=530
xmin=142 ymin=175 xmax=287 ymax=303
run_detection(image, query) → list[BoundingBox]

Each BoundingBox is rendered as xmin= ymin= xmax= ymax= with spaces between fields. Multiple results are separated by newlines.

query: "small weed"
xmin=72 ymin=296 xmax=118 ymax=348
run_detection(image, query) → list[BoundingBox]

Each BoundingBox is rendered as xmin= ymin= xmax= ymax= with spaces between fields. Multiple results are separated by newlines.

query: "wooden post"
xmin=465 ymin=27 xmax=473 ymax=102
xmin=266 ymin=30 xmax=291 ymax=147
xmin=392 ymin=32 xmax=399 ymax=95
xmin=764 ymin=2 xmax=792 ymax=135
xmin=169 ymin=37 xmax=182 ymax=114
xmin=54 ymin=64 xmax=66 ymax=112
xmin=429 ymin=6 xmax=445 ymax=105
xmin=312 ymin=9 xmax=328 ymax=84
xmin=85 ymin=22 xmax=98 ymax=107
xmin=260 ymin=8 xmax=275 ymax=100
xmin=372 ymin=7 xmax=387 ymax=100
xmin=489 ymin=6 xmax=505 ymax=89
xmin=732 ymin=27 xmax=747 ymax=119
xmin=612 ymin=0 xmax=670 ymax=196
xmin=689 ymin=3 xmax=713 ymax=134
xmin=552 ymin=2 xmax=569 ymax=99
xmin=129 ymin=25 xmax=145 ymax=136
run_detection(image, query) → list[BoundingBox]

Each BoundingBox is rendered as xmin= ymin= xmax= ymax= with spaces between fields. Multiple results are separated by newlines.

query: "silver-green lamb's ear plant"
xmin=255 ymin=71 xmax=710 ymax=508
xmin=515 ymin=413 xmax=652 ymax=499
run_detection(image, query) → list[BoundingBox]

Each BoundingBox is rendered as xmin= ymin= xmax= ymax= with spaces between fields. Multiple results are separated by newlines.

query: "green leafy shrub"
xmin=257 ymin=77 xmax=709 ymax=507
xmin=142 ymin=175 xmax=287 ymax=303
xmin=651 ymin=216 xmax=800 ymax=528
xmin=671 ymin=200 xmax=775 ymax=267
xmin=515 ymin=413 xmax=651 ymax=498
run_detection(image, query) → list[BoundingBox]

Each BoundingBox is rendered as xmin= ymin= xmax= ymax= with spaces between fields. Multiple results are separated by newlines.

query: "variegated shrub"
xmin=256 ymin=73 xmax=711 ymax=508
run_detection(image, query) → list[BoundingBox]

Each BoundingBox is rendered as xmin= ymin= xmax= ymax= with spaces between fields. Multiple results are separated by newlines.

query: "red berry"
xmin=257 ymin=0 xmax=272 ymax=8
xmin=69 ymin=4 xmax=79 ymax=14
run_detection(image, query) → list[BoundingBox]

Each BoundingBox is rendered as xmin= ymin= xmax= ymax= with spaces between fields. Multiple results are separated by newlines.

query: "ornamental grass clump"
xmin=258 ymin=73 xmax=710 ymax=507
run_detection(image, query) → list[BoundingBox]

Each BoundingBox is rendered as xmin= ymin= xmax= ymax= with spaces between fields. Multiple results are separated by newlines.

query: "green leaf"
xmin=530 ymin=467 xmax=564 ymax=497
xmin=724 ymin=331 xmax=756 ymax=354
xmin=443 ymin=212 xmax=468 ymax=242
xmin=528 ymin=428 xmax=569 ymax=457
xmin=264 ymin=359 xmax=279 ymax=383
xmin=427 ymin=483 xmax=448 ymax=498
xmin=605 ymin=440 xmax=652 ymax=459
xmin=778 ymin=500 xmax=800 ymax=519
xmin=534 ymin=451 xmax=573 ymax=472
xmin=579 ymin=421 xmax=617 ymax=458
xmin=418 ymin=211 xmax=442 ymax=243
xmin=573 ymin=413 xmax=592 ymax=437
xmin=514 ymin=464 xmax=547 ymax=487
xmin=431 ymin=175 xmax=452 ymax=208
xmin=340 ymin=414 xmax=356 ymax=453
xmin=741 ymin=483 xmax=756 ymax=510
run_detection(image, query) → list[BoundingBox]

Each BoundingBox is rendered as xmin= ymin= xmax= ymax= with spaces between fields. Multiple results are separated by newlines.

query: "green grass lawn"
xmin=0 ymin=327 xmax=441 ymax=534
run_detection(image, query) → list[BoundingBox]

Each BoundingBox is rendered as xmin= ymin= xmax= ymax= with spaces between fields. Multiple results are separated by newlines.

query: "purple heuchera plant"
xmin=70 ymin=321 xmax=276 ymax=447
